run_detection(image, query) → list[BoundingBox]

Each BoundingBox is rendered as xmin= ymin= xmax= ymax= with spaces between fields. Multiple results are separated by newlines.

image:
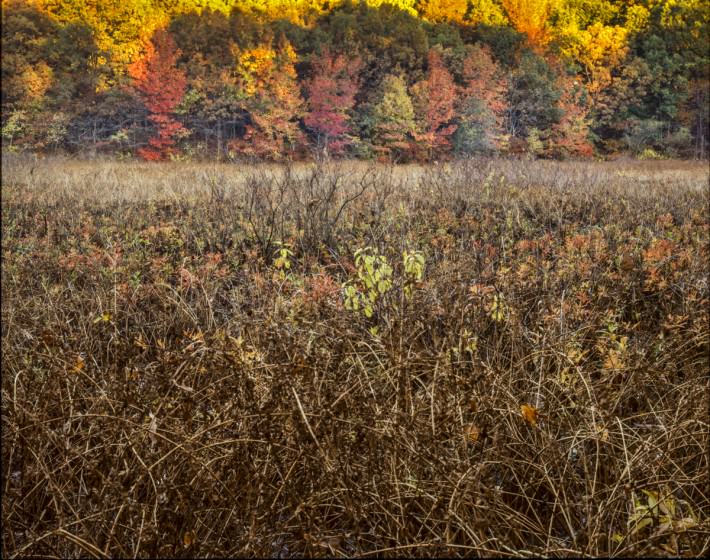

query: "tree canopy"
xmin=2 ymin=0 xmax=708 ymax=159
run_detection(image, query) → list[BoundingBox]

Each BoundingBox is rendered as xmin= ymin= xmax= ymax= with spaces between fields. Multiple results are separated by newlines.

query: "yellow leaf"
xmin=93 ymin=311 xmax=111 ymax=324
xmin=604 ymin=350 xmax=623 ymax=371
xmin=520 ymin=404 xmax=538 ymax=427
xmin=597 ymin=425 xmax=609 ymax=442
xmin=71 ymin=356 xmax=85 ymax=373
xmin=464 ymin=424 xmax=481 ymax=443
xmin=642 ymin=489 xmax=659 ymax=512
xmin=135 ymin=334 xmax=148 ymax=350
xmin=183 ymin=530 xmax=196 ymax=547
xmin=629 ymin=516 xmax=653 ymax=534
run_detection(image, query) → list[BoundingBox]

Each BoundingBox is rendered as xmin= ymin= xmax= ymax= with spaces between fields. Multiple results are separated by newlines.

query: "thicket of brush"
xmin=2 ymin=155 xmax=709 ymax=558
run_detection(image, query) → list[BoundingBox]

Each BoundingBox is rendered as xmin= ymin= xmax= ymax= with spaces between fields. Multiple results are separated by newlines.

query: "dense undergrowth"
xmin=2 ymin=156 xmax=709 ymax=557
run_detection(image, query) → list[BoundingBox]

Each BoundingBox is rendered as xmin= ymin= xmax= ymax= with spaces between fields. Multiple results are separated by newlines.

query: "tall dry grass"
xmin=2 ymin=154 xmax=709 ymax=557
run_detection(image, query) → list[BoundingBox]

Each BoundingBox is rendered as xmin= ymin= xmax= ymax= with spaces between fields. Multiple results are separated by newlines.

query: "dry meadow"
xmin=2 ymin=154 xmax=709 ymax=557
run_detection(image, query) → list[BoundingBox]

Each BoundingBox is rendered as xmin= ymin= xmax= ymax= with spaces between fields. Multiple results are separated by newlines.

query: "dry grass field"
xmin=2 ymin=154 xmax=709 ymax=557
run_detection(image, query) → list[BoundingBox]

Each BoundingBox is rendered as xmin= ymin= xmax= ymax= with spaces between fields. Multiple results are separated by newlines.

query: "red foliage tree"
xmin=411 ymin=48 xmax=457 ymax=160
xmin=304 ymin=49 xmax=360 ymax=157
xmin=549 ymin=75 xmax=594 ymax=158
xmin=129 ymin=29 xmax=187 ymax=161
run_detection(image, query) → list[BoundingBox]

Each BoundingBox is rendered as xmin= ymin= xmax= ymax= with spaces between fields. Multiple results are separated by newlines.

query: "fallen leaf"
xmin=183 ymin=529 xmax=196 ymax=547
xmin=597 ymin=425 xmax=609 ymax=442
xmin=71 ymin=356 xmax=85 ymax=374
xmin=464 ymin=424 xmax=480 ymax=443
xmin=520 ymin=404 xmax=538 ymax=427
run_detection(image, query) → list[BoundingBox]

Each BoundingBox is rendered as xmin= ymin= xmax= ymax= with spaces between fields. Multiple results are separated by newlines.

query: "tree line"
xmin=2 ymin=0 xmax=708 ymax=161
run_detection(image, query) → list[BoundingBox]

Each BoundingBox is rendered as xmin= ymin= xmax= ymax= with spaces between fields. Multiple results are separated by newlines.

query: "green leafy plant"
xmin=402 ymin=249 xmax=425 ymax=300
xmin=489 ymin=293 xmax=507 ymax=322
xmin=343 ymin=247 xmax=393 ymax=319
xmin=613 ymin=487 xmax=698 ymax=554
xmin=273 ymin=242 xmax=294 ymax=280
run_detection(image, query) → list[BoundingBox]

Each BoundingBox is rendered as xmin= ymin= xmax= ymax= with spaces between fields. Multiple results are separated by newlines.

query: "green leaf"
xmin=629 ymin=517 xmax=653 ymax=534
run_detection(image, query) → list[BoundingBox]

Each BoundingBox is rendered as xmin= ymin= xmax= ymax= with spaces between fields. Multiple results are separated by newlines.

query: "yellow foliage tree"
xmin=364 ymin=0 xmax=417 ymax=16
xmin=20 ymin=61 xmax=53 ymax=103
xmin=232 ymin=37 xmax=305 ymax=160
xmin=466 ymin=0 xmax=509 ymax=26
xmin=560 ymin=22 xmax=628 ymax=95
xmin=501 ymin=0 xmax=554 ymax=49
xmin=235 ymin=45 xmax=277 ymax=96
xmin=41 ymin=0 xmax=166 ymax=80
xmin=416 ymin=0 xmax=468 ymax=24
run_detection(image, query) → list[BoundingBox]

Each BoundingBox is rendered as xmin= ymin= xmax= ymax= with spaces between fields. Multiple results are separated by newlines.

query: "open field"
xmin=2 ymin=155 xmax=709 ymax=557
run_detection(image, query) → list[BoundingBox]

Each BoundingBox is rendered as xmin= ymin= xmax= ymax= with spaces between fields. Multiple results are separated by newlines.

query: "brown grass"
xmin=2 ymin=154 xmax=709 ymax=557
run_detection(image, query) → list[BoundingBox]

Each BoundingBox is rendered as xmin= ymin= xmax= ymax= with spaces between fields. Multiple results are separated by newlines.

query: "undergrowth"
xmin=2 ymin=156 xmax=709 ymax=557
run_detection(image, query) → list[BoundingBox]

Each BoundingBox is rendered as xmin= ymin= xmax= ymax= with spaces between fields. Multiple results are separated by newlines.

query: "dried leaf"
xmin=597 ymin=425 xmax=609 ymax=442
xmin=520 ymin=404 xmax=538 ymax=427
xmin=675 ymin=517 xmax=697 ymax=531
xmin=183 ymin=529 xmax=196 ymax=547
xmin=604 ymin=351 xmax=623 ymax=371
xmin=660 ymin=542 xmax=678 ymax=555
xmin=71 ymin=356 xmax=85 ymax=374
xmin=464 ymin=424 xmax=480 ymax=443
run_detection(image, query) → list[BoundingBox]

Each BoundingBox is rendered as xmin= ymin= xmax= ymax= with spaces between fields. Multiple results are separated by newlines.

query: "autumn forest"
xmin=2 ymin=0 xmax=709 ymax=161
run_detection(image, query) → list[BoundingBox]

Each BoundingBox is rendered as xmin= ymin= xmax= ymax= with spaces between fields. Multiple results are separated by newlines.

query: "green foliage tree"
xmin=507 ymin=51 xmax=563 ymax=140
xmin=370 ymin=74 xmax=417 ymax=160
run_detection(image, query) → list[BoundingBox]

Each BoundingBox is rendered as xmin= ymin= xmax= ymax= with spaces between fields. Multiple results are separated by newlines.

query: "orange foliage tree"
xmin=549 ymin=75 xmax=594 ymax=158
xmin=501 ymin=0 xmax=552 ymax=50
xmin=230 ymin=37 xmax=305 ymax=160
xmin=411 ymin=49 xmax=457 ymax=160
xmin=129 ymin=29 xmax=187 ymax=160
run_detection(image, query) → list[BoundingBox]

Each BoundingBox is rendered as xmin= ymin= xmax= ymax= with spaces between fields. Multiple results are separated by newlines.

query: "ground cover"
xmin=2 ymin=155 xmax=709 ymax=557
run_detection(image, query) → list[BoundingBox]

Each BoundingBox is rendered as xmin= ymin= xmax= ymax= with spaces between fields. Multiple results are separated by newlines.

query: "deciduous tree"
xmin=129 ymin=29 xmax=187 ymax=160
xmin=304 ymin=49 xmax=361 ymax=157
xmin=370 ymin=74 xmax=417 ymax=160
xmin=230 ymin=36 xmax=305 ymax=160
xmin=549 ymin=75 xmax=594 ymax=158
xmin=416 ymin=0 xmax=468 ymax=24
xmin=410 ymin=48 xmax=457 ymax=159
xmin=455 ymin=44 xmax=509 ymax=153
xmin=501 ymin=0 xmax=554 ymax=50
